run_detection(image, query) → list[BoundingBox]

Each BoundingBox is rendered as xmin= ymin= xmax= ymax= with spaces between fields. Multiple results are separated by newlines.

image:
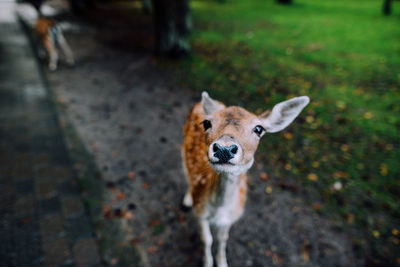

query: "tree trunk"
xmin=383 ymin=0 xmax=391 ymax=15
xmin=277 ymin=0 xmax=293 ymax=5
xmin=69 ymin=0 xmax=95 ymax=14
xmin=151 ymin=0 xmax=191 ymax=57
xmin=143 ymin=0 xmax=152 ymax=14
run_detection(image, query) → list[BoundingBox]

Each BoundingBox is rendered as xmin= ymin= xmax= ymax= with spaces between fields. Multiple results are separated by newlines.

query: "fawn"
xmin=34 ymin=16 xmax=74 ymax=71
xmin=182 ymin=92 xmax=309 ymax=267
xmin=24 ymin=0 xmax=74 ymax=70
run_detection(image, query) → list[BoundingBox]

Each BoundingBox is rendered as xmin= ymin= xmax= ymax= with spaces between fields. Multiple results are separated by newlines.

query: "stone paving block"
xmin=33 ymin=153 xmax=50 ymax=167
xmin=0 ymin=213 xmax=16 ymax=266
xmin=43 ymin=237 xmax=71 ymax=266
xmin=53 ymin=166 xmax=74 ymax=182
xmin=39 ymin=196 xmax=61 ymax=215
xmin=40 ymin=214 xmax=66 ymax=242
xmin=14 ymin=194 xmax=35 ymax=216
xmin=12 ymin=164 xmax=32 ymax=181
xmin=35 ymin=165 xmax=56 ymax=181
xmin=62 ymin=196 xmax=84 ymax=218
xmin=0 ymin=185 xmax=14 ymax=202
xmin=35 ymin=165 xmax=73 ymax=183
xmin=35 ymin=179 xmax=57 ymax=199
xmin=50 ymin=151 xmax=72 ymax=166
xmin=14 ymin=216 xmax=42 ymax=266
xmin=31 ymin=136 xmax=65 ymax=152
xmin=67 ymin=215 xmax=93 ymax=243
xmin=15 ymin=178 xmax=34 ymax=196
xmin=14 ymin=152 xmax=35 ymax=163
xmin=58 ymin=179 xmax=80 ymax=196
xmin=73 ymin=237 xmax=101 ymax=267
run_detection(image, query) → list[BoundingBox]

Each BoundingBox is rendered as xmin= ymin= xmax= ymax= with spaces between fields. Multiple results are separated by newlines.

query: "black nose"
xmin=213 ymin=143 xmax=238 ymax=163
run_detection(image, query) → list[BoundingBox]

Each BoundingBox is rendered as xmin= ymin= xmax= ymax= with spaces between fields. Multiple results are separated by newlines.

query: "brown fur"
xmin=34 ymin=17 xmax=57 ymax=41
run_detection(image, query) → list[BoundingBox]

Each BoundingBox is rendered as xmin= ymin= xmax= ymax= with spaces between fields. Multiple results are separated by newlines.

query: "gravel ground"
xmin=45 ymin=20 xmax=359 ymax=267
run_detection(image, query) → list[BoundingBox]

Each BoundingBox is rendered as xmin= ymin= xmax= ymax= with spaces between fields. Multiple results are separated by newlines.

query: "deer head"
xmin=201 ymin=92 xmax=309 ymax=175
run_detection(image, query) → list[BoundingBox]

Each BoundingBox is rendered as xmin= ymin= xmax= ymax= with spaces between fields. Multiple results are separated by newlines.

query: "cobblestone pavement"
xmin=0 ymin=3 xmax=101 ymax=266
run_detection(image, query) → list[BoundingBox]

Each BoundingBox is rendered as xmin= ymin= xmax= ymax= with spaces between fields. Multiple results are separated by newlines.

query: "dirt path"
xmin=46 ymin=22 xmax=358 ymax=267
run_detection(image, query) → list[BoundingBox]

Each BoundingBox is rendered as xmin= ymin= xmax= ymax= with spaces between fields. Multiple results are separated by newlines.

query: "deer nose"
xmin=213 ymin=143 xmax=238 ymax=163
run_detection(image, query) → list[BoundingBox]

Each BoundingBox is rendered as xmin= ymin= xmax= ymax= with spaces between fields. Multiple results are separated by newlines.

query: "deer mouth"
xmin=208 ymin=158 xmax=237 ymax=168
xmin=211 ymin=161 xmax=235 ymax=166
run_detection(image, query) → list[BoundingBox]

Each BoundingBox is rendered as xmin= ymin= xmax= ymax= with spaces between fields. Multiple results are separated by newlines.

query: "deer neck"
xmin=210 ymin=158 xmax=253 ymax=205
xmin=211 ymin=172 xmax=242 ymax=207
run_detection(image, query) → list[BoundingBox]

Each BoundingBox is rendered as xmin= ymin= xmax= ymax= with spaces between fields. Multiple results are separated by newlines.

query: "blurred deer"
xmin=182 ymin=92 xmax=309 ymax=267
xmin=20 ymin=0 xmax=75 ymax=70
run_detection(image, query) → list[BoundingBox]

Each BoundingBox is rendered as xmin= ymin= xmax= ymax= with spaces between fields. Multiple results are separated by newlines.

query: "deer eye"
xmin=202 ymin=120 xmax=212 ymax=131
xmin=253 ymin=125 xmax=265 ymax=137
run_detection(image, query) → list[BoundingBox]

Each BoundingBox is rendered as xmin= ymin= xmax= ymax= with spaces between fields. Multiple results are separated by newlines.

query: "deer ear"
xmin=260 ymin=96 xmax=310 ymax=133
xmin=201 ymin=91 xmax=225 ymax=115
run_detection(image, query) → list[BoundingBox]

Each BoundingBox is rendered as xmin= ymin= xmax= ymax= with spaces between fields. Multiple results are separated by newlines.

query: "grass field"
xmin=167 ymin=0 xmax=400 ymax=264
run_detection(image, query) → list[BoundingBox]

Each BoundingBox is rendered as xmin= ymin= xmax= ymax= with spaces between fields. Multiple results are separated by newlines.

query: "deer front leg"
xmin=200 ymin=219 xmax=213 ymax=267
xmin=57 ymin=33 xmax=75 ymax=66
xmin=183 ymin=189 xmax=193 ymax=208
xmin=216 ymin=224 xmax=230 ymax=267
xmin=43 ymin=38 xmax=58 ymax=71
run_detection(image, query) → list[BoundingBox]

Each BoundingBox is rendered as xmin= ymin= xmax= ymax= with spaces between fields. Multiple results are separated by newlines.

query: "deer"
xmin=34 ymin=16 xmax=75 ymax=71
xmin=19 ymin=0 xmax=75 ymax=71
xmin=182 ymin=92 xmax=309 ymax=267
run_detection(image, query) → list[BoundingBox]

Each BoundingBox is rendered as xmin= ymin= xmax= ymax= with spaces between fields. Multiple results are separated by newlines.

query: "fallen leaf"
xmin=142 ymin=183 xmax=149 ymax=189
xmin=272 ymin=253 xmax=283 ymax=264
xmin=284 ymin=132 xmax=293 ymax=140
xmin=372 ymin=230 xmax=380 ymax=238
xmin=264 ymin=250 xmax=272 ymax=257
xmin=116 ymin=192 xmax=125 ymax=200
xmin=265 ymin=186 xmax=272 ymax=194
xmin=284 ymin=163 xmax=291 ymax=170
xmin=150 ymin=219 xmax=161 ymax=227
xmin=312 ymin=161 xmax=319 ymax=168
xmin=380 ymin=164 xmax=388 ymax=176
xmin=364 ymin=112 xmax=373 ymax=119
xmin=57 ymin=97 xmax=65 ymax=104
xmin=346 ymin=213 xmax=355 ymax=224
xmin=333 ymin=171 xmax=348 ymax=179
xmin=312 ymin=203 xmax=322 ymax=211
xmin=307 ymin=173 xmax=318 ymax=181
xmin=148 ymin=246 xmax=156 ymax=254
xmin=259 ymin=172 xmax=269 ymax=180
xmin=124 ymin=211 xmax=132 ymax=219
xmin=110 ymin=258 xmax=118 ymax=265
xmin=340 ymin=144 xmax=349 ymax=152
xmin=128 ymin=171 xmax=135 ymax=180
xmin=103 ymin=205 xmax=113 ymax=218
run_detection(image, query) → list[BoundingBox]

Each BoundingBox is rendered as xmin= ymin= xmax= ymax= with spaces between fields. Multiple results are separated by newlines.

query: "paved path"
xmin=0 ymin=3 xmax=101 ymax=266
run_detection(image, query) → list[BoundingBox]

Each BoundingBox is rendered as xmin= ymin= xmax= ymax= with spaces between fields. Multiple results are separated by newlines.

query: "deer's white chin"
xmin=209 ymin=159 xmax=254 ymax=175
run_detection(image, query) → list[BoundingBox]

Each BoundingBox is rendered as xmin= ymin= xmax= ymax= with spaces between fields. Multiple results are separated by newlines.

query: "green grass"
xmin=166 ymin=0 xmax=400 ymax=263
